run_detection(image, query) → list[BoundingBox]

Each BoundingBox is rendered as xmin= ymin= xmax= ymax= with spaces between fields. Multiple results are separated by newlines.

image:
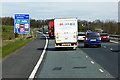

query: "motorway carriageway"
xmin=2 ymin=31 xmax=119 ymax=79
xmin=35 ymin=32 xmax=119 ymax=79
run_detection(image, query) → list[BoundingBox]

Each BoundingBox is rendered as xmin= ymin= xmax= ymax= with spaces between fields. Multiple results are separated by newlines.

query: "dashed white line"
xmin=86 ymin=56 xmax=88 ymax=58
xmin=103 ymin=46 xmax=106 ymax=48
xmin=90 ymin=61 xmax=94 ymax=64
xmin=28 ymin=34 xmax=48 ymax=80
xmin=110 ymin=48 xmax=113 ymax=50
xmin=110 ymin=40 xmax=119 ymax=44
xmin=99 ymin=69 xmax=104 ymax=73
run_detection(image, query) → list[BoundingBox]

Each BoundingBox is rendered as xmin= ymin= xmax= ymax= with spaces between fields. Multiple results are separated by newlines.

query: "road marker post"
xmin=21 ymin=34 xmax=23 ymax=39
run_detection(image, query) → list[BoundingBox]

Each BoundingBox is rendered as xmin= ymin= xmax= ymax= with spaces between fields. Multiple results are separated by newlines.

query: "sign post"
xmin=14 ymin=13 xmax=30 ymax=39
xmin=21 ymin=34 xmax=23 ymax=39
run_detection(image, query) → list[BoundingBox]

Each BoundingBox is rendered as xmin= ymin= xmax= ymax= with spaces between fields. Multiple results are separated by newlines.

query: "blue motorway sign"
xmin=14 ymin=14 xmax=30 ymax=34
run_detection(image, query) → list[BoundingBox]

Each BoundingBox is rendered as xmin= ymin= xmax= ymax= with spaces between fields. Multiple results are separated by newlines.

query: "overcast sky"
xmin=1 ymin=0 xmax=119 ymax=2
xmin=1 ymin=2 xmax=118 ymax=22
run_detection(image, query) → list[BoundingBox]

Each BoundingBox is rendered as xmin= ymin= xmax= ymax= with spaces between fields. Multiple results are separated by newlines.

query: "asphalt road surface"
xmin=36 ymin=34 xmax=119 ymax=79
xmin=2 ymin=32 xmax=45 ymax=79
xmin=2 ymin=32 xmax=119 ymax=80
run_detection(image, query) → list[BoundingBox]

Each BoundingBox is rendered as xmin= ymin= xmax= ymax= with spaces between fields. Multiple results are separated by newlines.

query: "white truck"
xmin=54 ymin=18 xmax=78 ymax=49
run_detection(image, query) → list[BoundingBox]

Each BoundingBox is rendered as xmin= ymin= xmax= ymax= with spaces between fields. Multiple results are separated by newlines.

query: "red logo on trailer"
xmin=20 ymin=28 xmax=24 ymax=32
xmin=59 ymin=23 xmax=63 ymax=26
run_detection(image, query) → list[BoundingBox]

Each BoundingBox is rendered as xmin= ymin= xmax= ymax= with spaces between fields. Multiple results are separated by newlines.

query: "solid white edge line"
xmin=28 ymin=34 xmax=48 ymax=80
xmin=99 ymin=69 xmax=104 ymax=73
xmin=90 ymin=61 xmax=94 ymax=64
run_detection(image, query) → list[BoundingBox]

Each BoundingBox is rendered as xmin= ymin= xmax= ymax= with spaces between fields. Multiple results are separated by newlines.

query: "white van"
xmin=78 ymin=32 xmax=85 ymax=41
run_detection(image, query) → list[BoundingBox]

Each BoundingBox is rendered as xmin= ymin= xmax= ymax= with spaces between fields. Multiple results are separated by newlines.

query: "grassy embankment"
xmin=2 ymin=25 xmax=36 ymax=58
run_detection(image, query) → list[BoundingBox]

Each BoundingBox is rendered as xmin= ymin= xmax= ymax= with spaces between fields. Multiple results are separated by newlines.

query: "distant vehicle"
xmin=46 ymin=31 xmax=48 ymax=34
xmin=49 ymin=21 xmax=54 ymax=38
xmin=101 ymin=33 xmax=110 ymax=42
xmin=54 ymin=18 xmax=78 ymax=49
xmin=38 ymin=28 xmax=43 ymax=32
xmin=87 ymin=30 xmax=92 ymax=33
xmin=78 ymin=32 xmax=85 ymax=41
xmin=84 ymin=32 xmax=101 ymax=47
xmin=43 ymin=25 xmax=49 ymax=34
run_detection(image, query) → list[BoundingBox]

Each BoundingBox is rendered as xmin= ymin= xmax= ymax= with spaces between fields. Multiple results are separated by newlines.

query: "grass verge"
xmin=2 ymin=38 xmax=34 ymax=58
xmin=2 ymin=25 xmax=37 ymax=58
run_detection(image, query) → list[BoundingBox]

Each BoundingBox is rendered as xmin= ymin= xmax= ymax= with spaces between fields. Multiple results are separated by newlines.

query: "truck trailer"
xmin=49 ymin=21 xmax=54 ymax=38
xmin=54 ymin=18 xmax=78 ymax=49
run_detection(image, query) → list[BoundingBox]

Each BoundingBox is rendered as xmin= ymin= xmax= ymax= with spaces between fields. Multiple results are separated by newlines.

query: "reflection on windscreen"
xmin=78 ymin=34 xmax=85 ymax=36
xmin=101 ymin=34 xmax=108 ymax=36
xmin=87 ymin=33 xmax=100 ymax=37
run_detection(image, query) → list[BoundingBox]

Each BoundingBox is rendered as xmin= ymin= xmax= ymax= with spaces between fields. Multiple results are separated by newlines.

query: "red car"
xmin=101 ymin=33 xmax=110 ymax=42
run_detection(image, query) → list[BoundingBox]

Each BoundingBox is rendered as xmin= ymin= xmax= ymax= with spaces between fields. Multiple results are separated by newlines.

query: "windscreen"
xmin=87 ymin=33 xmax=100 ymax=37
xmin=101 ymin=34 xmax=108 ymax=36
xmin=78 ymin=34 xmax=85 ymax=36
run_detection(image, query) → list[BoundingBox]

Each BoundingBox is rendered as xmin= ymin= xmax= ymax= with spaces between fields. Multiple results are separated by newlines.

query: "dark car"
xmin=101 ymin=33 xmax=110 ymax=42
xmin=84 ymin=32 xmax=101 ymax=47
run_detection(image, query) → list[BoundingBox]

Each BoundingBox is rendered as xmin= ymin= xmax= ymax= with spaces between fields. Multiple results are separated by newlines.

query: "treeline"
xmin=0 ymin=17 xmax=119 ymax=35
xmin=78 ymin=19 xmax=119 ymax=35
xmin=0 ymin=17 xmax=52 ymax=28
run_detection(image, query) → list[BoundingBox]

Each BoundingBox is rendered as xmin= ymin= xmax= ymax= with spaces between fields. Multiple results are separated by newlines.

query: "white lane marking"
xmin=90 ymin=61 xmax=94 ymax=64
xmin=39 ymin=32 xmax=42 ymax=34
xmin=99 ymin=69 xmax=104 ymax=73
xmin=37 ymin=31 xmax=42 ymax=34
xmin=110 ymin=40 xmax=119 ymax=44
xmin=110 ymin=48 xmax=113 ymax=50
xmin=28 ymin=34 xmax=48 ymax=80
xmin=103 ymin=46 xmax=106 ymax=48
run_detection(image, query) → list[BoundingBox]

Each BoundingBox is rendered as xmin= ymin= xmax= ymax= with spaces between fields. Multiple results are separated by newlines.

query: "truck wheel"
xmin=84 ymin=44 xmax=88 ymax=48
xmin=56 ymin=47 xmax=59 ymax=51
xmin=49 ymin=36 xmax=51 ymax=39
